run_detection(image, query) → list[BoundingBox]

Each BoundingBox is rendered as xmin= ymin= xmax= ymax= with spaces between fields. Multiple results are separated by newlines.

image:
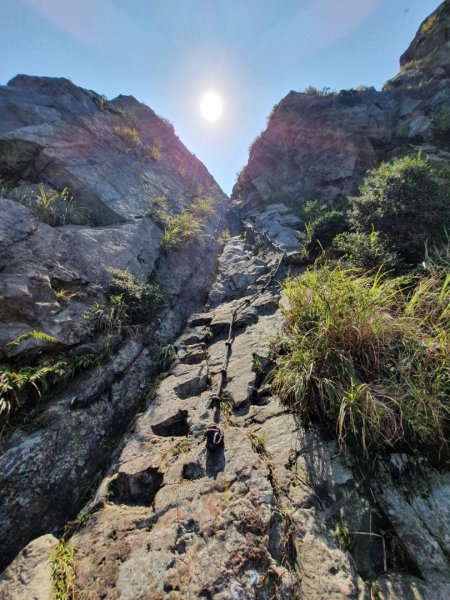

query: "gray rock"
xmin=0 ymin=534 xmax=58 ymax=600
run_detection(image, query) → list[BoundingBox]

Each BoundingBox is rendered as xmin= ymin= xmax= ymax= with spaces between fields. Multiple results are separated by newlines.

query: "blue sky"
xmin=0 ymin=0 xmax=441 ymax=194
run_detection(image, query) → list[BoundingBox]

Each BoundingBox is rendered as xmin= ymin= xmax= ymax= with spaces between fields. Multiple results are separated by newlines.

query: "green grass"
xmin=21 ymin=184 xmax=74 ymax=226
xmin=50 ymin=539 xmax=76 ymax=600
xmin=272 ymin=266 xmax=450 ymax=459
xmin=161 ymin=210 xmax=204 ymax=249
xmin=85 ymin=268 xmax=163 ymax=333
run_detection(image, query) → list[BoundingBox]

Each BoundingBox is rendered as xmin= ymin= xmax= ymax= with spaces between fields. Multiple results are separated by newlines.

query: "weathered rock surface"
xmin=0 ymin=75 xmax=229 ymax=569
xmin=232 ymin=1 xmax=450 ymax=219
xmin=0 ymin=534 xmax=58 ymax=600
xmin=8 ymin=233 xmax=447 ymax=599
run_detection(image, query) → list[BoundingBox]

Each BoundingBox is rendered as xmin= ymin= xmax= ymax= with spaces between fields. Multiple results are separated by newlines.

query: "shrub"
xmin=348 ymin=154 xmax=450 ymax=266
xmin=272 ymin=266 xmax=450 ymax=459
xmin=332 ymin=230 xmax=401 ymax=272
xmin=304 ymin=85 xmax=335 ymax=96
xmin=191 ymin=195 xmax=214 ymax=218
xmin=218 ymin=228 xmax=231 ymax=245
xmin=161 ymin=210 xmax=204 ymax=250
xmin=305 ymin=210 xmax=348 ymax=256
xmin=84 ymin=269 xmax=163 ymax=336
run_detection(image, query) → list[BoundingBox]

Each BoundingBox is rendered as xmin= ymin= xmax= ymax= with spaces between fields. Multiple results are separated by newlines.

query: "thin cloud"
xmin=22 ymin=0 xmax=146 ymax=53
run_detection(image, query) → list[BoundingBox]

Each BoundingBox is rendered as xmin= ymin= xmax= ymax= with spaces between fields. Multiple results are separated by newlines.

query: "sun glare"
xmin=200 ymin=92 xmax=223 ymax=122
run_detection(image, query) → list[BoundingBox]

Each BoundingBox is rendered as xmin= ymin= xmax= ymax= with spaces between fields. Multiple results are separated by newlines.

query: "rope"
xmin=209 ymin=249 xmax=286 ymax=411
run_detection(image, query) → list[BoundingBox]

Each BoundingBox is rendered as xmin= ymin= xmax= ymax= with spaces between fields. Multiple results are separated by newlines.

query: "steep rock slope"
xmin=0 ymin=75 xmax=229 ymax=569
xmin=3 ymin=224 xmax=450 ymax=600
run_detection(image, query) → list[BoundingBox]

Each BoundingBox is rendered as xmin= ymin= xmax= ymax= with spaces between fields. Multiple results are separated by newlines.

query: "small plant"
xmin=161 ymin=210 xmax=204 ymax=249
xmin=218 ymin=229 xmax=231 ymax=245
xmin=304 ymin=85 xmax=335 ymax=96
xmin=5 ymin=330 xmax=56 ymax=351
xmin=55 ymin=289 xmax=80 ymax=304
xmin=149 ymin=142 xmax=162 ymax=161
xmin=421 ymin=14 xmax=438 ymax=34
xmin=400 ymin=59 xmax=422 ymax=72
xmin=154 ymin=344 xmax=176 ymax=372
xmin=153 ymin=194 xmax=168 ymax=208
xmin=369 ymin=581 xmax=383 ymax=600
xmin=172 ymin=437 xmax=191 ymax=458
xmin=22 ymin=184 xmax=74 ymax=226
xmin=191 ymin=195 xmax=214 ymax=218
xmin=252 ymin=356 xmax=262 ymax=374
xmin=336 ymin=516 xmax=354 ymax=551
xmin=85 ymin=269 xmax=163 ymax=333
xmin=0 ymin=358 xmax=68 ymax=421
xmin=50 ymin=538 xmax=76 ymax=600
xmin=114 ymin=125 xmax=142 ymax=146
xmin=97 ymin=94 xmax=108 ymax=110
xmin=248 ymin=429 xmax=269 ymax=456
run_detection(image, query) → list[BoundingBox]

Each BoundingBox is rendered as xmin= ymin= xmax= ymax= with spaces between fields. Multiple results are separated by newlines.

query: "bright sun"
xmin=200 ymin=92 xmax=223 ymax=122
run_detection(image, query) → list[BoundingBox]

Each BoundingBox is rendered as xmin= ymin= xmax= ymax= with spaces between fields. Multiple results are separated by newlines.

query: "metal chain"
xmin=209 ymin=249 xmax=286 ymax=410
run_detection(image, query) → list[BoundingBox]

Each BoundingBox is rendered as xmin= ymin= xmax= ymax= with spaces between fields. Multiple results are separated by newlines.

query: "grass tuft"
xmin=272 ymin=266 xmax=450 ymax=459
xmin=50 ymin=539 xmax=76 ymax=600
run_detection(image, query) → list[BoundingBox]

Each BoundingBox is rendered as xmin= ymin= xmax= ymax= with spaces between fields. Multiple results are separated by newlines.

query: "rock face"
xmin=0 ymin=75 xmax=229 ymax=569
xmin=232 ymin=0 xmax=450 ymax=219
xmin=2 ymin=3 xmax=450 ymax=599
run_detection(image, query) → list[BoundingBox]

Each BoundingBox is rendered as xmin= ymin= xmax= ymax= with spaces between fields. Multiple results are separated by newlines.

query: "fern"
xmin=6 ymin=330 xmax=56 ymax=348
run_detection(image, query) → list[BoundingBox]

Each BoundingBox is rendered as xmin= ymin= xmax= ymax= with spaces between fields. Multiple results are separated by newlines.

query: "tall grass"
xmin=272 ymin=266 xmax=450 ymax=458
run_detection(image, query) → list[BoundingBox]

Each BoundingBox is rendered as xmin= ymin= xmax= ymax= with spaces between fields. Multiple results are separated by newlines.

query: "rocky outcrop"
xmin=232 ymin=0 xmax=450 ymax=218
xmin=4 ymin=227 xmax=450 ymax=599
xmin=0 ymin=75 xmax=229 ymax=569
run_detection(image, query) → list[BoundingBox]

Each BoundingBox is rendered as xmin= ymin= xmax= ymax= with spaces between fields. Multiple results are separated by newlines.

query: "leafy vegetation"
xmin=21 ymin=184 xmax=75 ymax=226
xmin=0 ymin=347 xmax=96 ymax=430
xmin=0 ymin=358 xmax=68 ymax=422
xmin=85 ymin=268 xmax=163 ymax=333
xmin=304 ymin=210 xmax=348 ymax=257
xmin=272 ymin=266 xmax=450 ymax=459
xmin=347 ymin=154 xmax=450 ymax=266
xmin=1 ymin=269 xmax=162 ymax=432
xmin=218 ymin=228 xmax=231 ymax=245
xmin=332 ymin=230 xmax=401 ymax=272
xmin=303 ymin=85 xmax=336 ymax=97
xmin=161 ymin=210 xmax=204 ymax=249
xmin=191 ymin=195 xmax=215 ymax=218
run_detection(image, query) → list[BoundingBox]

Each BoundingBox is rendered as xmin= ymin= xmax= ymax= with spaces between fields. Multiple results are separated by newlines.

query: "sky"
xmin=0 ymin=0 xmax=441 ymax=195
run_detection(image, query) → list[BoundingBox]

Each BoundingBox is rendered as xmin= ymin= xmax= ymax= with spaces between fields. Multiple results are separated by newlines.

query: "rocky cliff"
xmin=233 ymin=1 xmax=450 ymax=223
xmin=0 ymin=75 xmax=229 ymax=569
xmin=1 ymin=2 xmax=450 ymax=599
